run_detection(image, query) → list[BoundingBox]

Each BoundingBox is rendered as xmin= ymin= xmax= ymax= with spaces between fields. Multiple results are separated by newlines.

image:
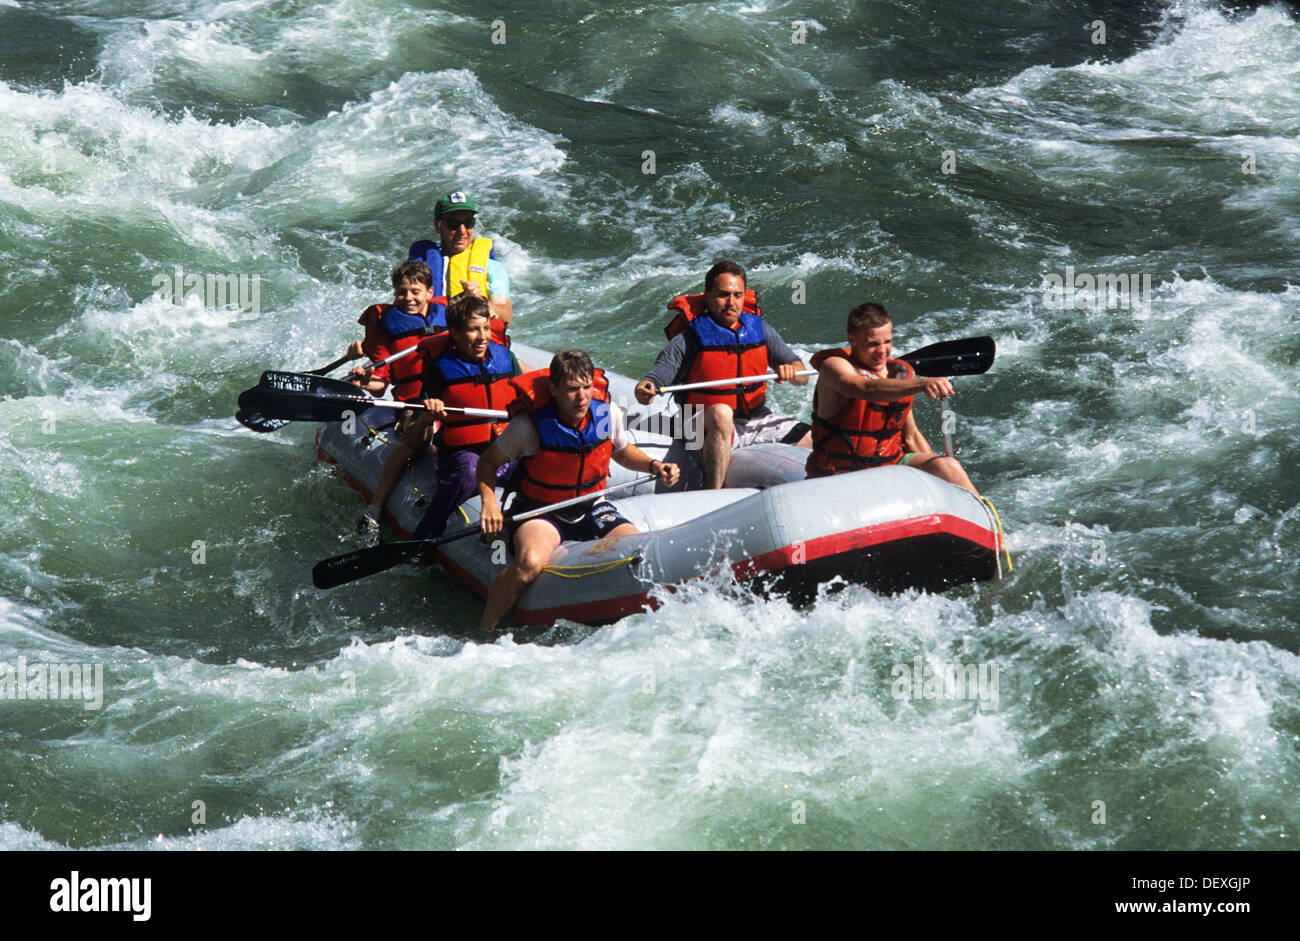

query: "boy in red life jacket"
xmin=634 ymin=260 xmax=811 ymax=489
xmin=807 ymin=302 xmax=979 ymax=495
xmin=354 ymin=293 xmax=522 ymax=543
xmin=475 ymin=350 xmax=680 ymax=632
xmin=346 ymin=261 xmax=439 ymax=543
xmin=409 ymin=294 xmax=525 ymax=540
xmin=345 ymin=261 xmax=439 ymax=401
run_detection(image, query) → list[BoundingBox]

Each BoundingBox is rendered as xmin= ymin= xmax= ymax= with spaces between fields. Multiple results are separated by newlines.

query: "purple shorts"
xmin=413 ymin=450 xmax=515 ymax=540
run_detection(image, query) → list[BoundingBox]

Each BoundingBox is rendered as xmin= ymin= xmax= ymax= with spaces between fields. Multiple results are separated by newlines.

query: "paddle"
xmin=234 ymin=345 xmax=421 ymax=432
xmin=312 ymin=474 xmax=658 ymax=589
xmin=246 ymin=371 xmax=508 ymax=424
xmin=654 ymin=336 xmax=996 ymax=395
xmin=235 ymin=387 xmax=295 ymax=433
xmin=900 ymin=337 xmax=996 ymax=459
xmin=234 ymin=353 xmax=356 ymax=432
xmin=657 ymin=369 xmax=815 ymax=395
xmin=898 ymin=336 xmax=995 ymax=377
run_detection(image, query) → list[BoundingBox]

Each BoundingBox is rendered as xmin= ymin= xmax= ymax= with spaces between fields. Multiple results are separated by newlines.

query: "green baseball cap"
xmin=434 ymin=191 xmax=477 ymax=220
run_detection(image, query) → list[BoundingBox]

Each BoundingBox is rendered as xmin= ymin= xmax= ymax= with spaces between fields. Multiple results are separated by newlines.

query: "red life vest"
xmin=807 ymin=349 xmax=914 ymax=476
xmin=680 ymin=312 xmax=770 ymax=417
xmin=357 ymin=303 xmax=451 ymax=403
xmin=413 ymin=317 xmax=509 ymax=369
xmin=504 ymin=367 xmax=610 ymax=417
xmin=511 ymin=369 xmax=615 ymax=503
xmin=357 ymin=313 xmax=503 ymax=406
xmin=420 ymin=336 xmax=516 ymax=451
xmin=359 ymin=305 xmax=507 ymax=403
xmin=663 ymin=290 xmax=761 ymax=339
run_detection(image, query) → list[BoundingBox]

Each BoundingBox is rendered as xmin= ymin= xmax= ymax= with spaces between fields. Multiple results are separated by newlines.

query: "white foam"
xmin=0 ymin=813 xmax=356 ymax=851
xmin=91 ymin=0 xmax=456 ymax=98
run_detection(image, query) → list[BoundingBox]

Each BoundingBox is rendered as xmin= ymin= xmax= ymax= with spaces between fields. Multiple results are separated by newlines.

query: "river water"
xmin=0 ymin=0 xmax=1296 ymax=849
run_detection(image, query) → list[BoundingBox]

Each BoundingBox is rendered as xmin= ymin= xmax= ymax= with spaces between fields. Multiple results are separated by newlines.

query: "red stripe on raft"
xmin=504 ymin=514 xmax=998 ymax=626
xmin=317 ymin=441 xmax=999 ymax=625
xmin=733 ymin=513 xmax=1001 ymax=580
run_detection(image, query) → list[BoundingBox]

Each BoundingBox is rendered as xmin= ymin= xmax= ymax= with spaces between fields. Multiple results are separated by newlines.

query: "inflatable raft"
xmin=314 ymin=343 xmax=1004 ymax=625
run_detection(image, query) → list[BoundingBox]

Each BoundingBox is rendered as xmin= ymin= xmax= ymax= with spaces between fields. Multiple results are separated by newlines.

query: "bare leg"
xmin=480 ymin=519 xmax=562 ymax=631
xmin=367 ymin=417 xmax=434 ymax=515
xmin=701 ymin=404 xmax=735 ymax=489
xmin=907 ymin=453 xmax=980 ymax=497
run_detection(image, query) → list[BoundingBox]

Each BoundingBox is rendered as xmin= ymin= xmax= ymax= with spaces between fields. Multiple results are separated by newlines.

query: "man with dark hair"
xmin=807 ymin=302 xmax=978 ymax=494
xmin=475 ymin=350 xmax=680 ymax=631
xmin=635 ymin=261 xmax=810 ymax=489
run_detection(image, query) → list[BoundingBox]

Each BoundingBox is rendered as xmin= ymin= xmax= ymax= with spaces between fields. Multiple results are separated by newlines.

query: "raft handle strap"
xmin=978 ymin=495 xmax=1012 ymax=576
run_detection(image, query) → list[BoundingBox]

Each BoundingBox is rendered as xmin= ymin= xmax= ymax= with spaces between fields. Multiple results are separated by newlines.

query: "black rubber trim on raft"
xmin=760 ymin=532 xmax=999 ymax=603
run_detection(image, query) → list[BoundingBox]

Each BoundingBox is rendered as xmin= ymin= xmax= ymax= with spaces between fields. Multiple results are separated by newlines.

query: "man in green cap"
xmin=407 ymin=190 xmax=512 ymax=326
xmin=351 ymin=190 xmax=517 ymax=545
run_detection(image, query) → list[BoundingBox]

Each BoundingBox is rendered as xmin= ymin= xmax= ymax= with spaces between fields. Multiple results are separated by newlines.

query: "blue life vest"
xmin=378 ymin=304 xmax=445 ymax=341
xmin=681 ymin=312 xmax=769 ymax=415
xmin=519 ymin=398 xmax=614 ymax=502
xmin=426 ymin=341 xmax=516 ymax=450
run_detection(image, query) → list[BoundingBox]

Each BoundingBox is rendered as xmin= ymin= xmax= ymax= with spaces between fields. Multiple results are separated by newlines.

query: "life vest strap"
xmin=530 ymin=441 xmax=607 ymax=456
xmin=812 ymin=414 xmax=898 ymax=440
xmin=825 ymin=452 xmax=903 ymax=469
xmin=521 ymin=470 xmax=605 ymax=493
xmin=441 ymin=370 xmax=514 ymax=387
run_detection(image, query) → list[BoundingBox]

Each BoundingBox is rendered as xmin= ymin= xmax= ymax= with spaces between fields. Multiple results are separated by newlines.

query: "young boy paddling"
xmin=807 ymin=302 xmax=979 ymax=495
xmin=347 ymin=261 xmax=439 ymax=402
xmin=475 ymin=350 xmax=680 ymax=631
xmin=346 ymin=262 xmax=443 ymax=542
xmin=409 ymin=294 xmax=523 ymax=539
xmin=354 ymin=292 xmax=519 ymax=542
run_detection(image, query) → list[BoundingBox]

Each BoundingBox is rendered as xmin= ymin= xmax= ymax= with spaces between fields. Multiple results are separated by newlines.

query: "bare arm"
xmin=901 ymin=410 xmax=932 ymax=456
xmin=819 ymin=358 xmax=953 ymax=403
xmin=476 ymin=441 xmax=508 ymax=534
xmin=490 ymin=295 xmax=512 ymax=325
xmin=775 ymin=360 xmax=809 ymax=386
xmin=458 ymin=279 xmax=512 ymax=325
xmin=613 ymin=443 xmax=680 ymax=488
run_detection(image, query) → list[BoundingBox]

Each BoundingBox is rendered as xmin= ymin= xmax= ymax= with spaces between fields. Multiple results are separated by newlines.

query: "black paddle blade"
xmin=249 ymin=390 xmax=369 ymax=423
xmin=235 ymin=406 xmax=292 ymax=433
xmin=313 ymin=527 xmax=481 ymax=589
xmin=312 ymin=543 xmax=413 ymax=587
xmin=253 ymin=371 xmax=376 ymax=422
xmin=235 ymin=387 xmax=292 ymax=432
xmin=259 ymin=370 xmax=365 ymax=397
xmin=312 ymin=541 xmax=428 ymax=589
xmin=900 ymin=336 xmax=996 ymax=377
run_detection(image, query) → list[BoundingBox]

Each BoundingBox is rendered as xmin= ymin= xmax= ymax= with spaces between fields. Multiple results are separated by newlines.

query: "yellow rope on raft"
xmin=357 ymin=413 xmax=433 ymax=501
xmin=408 ymin=461 xmax=430 ymax=501
xmin=979 ymin=495 xmax=1013 ymax=574
xmin=542 ymin=556 xmax=639 ymax=578
xmin=360 ymin=414 xmax=394 ymax=446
